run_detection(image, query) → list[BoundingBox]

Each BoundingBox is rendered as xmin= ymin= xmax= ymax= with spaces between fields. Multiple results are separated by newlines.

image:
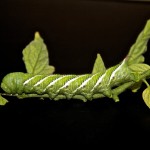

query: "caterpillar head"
xmin=1 ymin=72 xmax=30 ymax=94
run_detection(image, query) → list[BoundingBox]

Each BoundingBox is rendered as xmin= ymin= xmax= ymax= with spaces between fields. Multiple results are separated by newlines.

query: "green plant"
xmin=0 ymin=19 xmax=150 ymax=109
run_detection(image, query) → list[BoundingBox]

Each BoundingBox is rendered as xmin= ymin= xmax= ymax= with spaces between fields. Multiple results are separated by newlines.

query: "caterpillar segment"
xmin=1 ymin=58 xmax=140 ymax=102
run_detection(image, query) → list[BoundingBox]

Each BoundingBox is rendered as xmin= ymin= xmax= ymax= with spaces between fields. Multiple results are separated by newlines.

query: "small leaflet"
xmin=127 ymin=20 xmax=150 ymax=65
xmin=142 ymin=87 xmax=150 ymax=109
xmin=0 ymin=95 xmax=8 ymax=105
xmin=92 ymin=53 xmax=106 ymax=75
xmin=22 ymin=32 xmax=55 ymax=75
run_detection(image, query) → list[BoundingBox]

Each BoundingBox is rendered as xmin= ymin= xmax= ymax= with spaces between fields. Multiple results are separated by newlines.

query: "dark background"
xmin=0 ymin=0 xmax=150 ymax=147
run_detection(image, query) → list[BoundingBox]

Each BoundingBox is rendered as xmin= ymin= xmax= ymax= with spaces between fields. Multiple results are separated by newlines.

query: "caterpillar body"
xmin=1 ymin=58 xmax=139 ymax=102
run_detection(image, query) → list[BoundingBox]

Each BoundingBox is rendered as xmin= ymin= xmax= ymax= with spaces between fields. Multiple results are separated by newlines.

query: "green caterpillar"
xmin=0 ymin=58 xmax=139 ymax=102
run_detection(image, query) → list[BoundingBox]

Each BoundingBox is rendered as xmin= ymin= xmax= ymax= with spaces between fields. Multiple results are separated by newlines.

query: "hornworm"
xmin=0 ymin=58 xmax=140 ymax=102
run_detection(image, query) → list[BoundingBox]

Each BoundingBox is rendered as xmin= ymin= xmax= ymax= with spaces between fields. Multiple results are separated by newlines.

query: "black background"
xmin=0 ymin=0 xmax=150 ymax=147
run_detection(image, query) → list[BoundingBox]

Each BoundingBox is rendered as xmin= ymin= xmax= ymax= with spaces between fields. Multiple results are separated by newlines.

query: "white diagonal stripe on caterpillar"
xmin=90 ymin=72 xmax=106 ymax=92
xmin=108 ymin=58 xmax=126 ymax=85
xmin=73 ymin=73 xmax=98 ymax=93
xmin=33 ymin=75 xmax=54 ymax=87
xmin=23 ymin=75 xmax=41 ymax=85
xmin=43 ymin=75 xmax=72 ymax=92
xmin=56 ymin=74 xmax=87 ymax=93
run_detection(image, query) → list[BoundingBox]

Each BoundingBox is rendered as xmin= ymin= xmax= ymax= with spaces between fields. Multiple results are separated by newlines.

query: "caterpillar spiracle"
xmin=1 ymin=58 xmax=139 ymax=102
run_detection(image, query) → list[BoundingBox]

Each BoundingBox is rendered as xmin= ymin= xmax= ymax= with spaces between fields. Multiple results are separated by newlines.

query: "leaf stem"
xmin=0 ymin=93 xmax=49 ymax=99
xmin=143 ymin=79 xmax=150 ymax=87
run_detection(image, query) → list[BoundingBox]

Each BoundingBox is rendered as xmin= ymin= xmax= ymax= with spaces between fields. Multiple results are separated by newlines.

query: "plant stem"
xmin=143 ymin=79 xmax=150 ymax=87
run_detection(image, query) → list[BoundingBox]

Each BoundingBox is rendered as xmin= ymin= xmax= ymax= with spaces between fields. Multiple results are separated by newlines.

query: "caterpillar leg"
xmin=72 ymin=95 xmax=87 ymax=102
xmin=53 ymin=95 xmax=66 ymax=101
xmin=111 ymin=81 xmax=134 ymax=102
xmin=53 ymin=94 xmax=88 ymax=102
xmin=112 ymin=95 xmax=120 ymax=102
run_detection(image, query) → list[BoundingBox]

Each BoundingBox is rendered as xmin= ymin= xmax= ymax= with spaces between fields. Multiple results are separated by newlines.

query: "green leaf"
xmin=22 ymin=32 xmax=55 ymax=75
xmin=92 ymin=53 xmax=106 ymax=74
xmin=129 ymin=63 xmax=150 ymax=74
xmin=142 ymin=86 xmax=150 ymax=109
xmin=129 ymin=63 xmax=150 ymax=92
xmin=127 ymin=19 xmax=150 ymax=65
xmin=0 ymin=95 xmax=8 ymax=105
